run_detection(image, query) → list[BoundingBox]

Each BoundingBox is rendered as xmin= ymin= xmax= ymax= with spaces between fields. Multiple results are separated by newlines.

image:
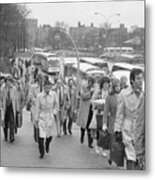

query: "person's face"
xmin=44 ymin=85 xmax=51 ymax=94
xmin=69 ymin=80 xmax=73 ymax=86
xmin=103 ymin=82 xmax=109 ymax=91
xmin=114 ymin=83 xmax=121 ymax=93
xmin=88 ymin=81 xmax=93 ymax=88
xmin=132 ymin=73 xmax=143 ymax=90
xmin=121 ymin=77 xmax=127 ymax=85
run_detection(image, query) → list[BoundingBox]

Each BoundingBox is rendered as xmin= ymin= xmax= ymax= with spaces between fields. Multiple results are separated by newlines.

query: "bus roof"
xmin=64 ymin=57 xmax=77 ymax=65
xmin=86 ymin=69 xmax=106 ymax=76
xmin=80 ymin=57 xmax=106 ymax=65
xmin=112 ymin=62 xmax=144 ymax=71
xmin=73 ymin=62 xmax=99 ymax=73
xmin=32 ymin=52 xmax=57 ymax=58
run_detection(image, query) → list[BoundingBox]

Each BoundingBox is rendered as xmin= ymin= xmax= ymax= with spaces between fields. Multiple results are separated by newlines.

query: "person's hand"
xmin=102 ymin=123 xmax=108 ymax=131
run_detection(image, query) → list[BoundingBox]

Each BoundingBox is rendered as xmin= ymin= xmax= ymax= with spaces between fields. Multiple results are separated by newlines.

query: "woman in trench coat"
xmin=90 ymin=76 xmax=110 ymax=155
xmin=103 ymin=78 xmax=121 ymax=164
xmin=35 ymin=80 xmax=59 ymax=158
xmin=77 ymin=77 xmax=95 ymax=148
xmin=103 ymin=78 xmax=121 ymax=134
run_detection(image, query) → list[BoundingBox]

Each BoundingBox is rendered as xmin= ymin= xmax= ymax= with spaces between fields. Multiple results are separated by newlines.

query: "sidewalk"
xmin=1 ymin=108 xmax=117 ymax=169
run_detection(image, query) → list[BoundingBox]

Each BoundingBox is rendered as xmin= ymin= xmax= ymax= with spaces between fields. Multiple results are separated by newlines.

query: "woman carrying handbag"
xmin=90 ymin=76 xmax=110 ymax=156
xmin=103 ymin=78 xmax=124 ymax=167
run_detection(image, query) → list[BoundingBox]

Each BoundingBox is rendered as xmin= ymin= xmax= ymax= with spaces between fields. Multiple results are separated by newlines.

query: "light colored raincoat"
xmin=35 ymin=91 xmax=59 ymax=138
xmin=114 ymin=86 xmax=143 ymax=161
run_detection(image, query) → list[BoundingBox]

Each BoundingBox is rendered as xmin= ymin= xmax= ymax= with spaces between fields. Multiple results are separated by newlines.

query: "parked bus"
xmin=30 ymin=52 xmax=61 ymax=75
xmin=101 ymin=47 xmax=134 ymax=58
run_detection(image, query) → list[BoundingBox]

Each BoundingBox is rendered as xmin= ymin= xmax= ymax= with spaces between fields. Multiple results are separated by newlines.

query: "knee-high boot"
xmin=126 ymin=160 xmax=136 ymax=170
xmin=38 ymin=137 xmax=45 ymax=158
xmin=45 ymin=136 xmax=53 ymax=153
xmin=63 ymin=119 xmax=67 ymax=135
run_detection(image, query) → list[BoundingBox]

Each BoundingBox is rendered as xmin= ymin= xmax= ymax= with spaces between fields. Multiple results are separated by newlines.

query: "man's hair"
xmin=44 ymin=80 xmax=51 ymax=87
xmin=130 ymin=68 xmax=143 ymax=85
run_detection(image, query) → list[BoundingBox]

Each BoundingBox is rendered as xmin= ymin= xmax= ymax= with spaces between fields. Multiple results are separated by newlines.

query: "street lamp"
xmin=55 ymin=28 xmax=80 ymax=105
xmin=94 ymin=12 xmax=120 ymax=47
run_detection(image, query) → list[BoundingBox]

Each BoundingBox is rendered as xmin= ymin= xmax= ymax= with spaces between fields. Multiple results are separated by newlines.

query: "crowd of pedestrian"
xmin=77 ymin=68 xmax=145 ymax=170
xmin=0 ymin=57 xmax=145 ymax=170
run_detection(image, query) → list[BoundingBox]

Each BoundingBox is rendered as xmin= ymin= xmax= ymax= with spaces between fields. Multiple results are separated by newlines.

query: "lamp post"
xmin=94 ymin=12 xmax=120 ymax=47
xmin=55 ymin=28 xmax=80 ymax=105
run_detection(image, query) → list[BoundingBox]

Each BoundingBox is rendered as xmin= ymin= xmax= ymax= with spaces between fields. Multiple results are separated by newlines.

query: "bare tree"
xmin=0 ymin=4 xmax=30 ymax=57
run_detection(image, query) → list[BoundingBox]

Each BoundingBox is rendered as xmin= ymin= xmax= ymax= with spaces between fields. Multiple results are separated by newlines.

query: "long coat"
xmin=28 ymin=83 xmax=40 ymax=122
xmin=135 ymin=94 xmax=145 ymax=156
xmin=68 ymin=85 xmax=76 ymax=118
xmin=103 ymin=94 xmax=118 ymax=134
xmin=89 ymin=87 xmax=109 ymax=129
xmin=77 ymin=83 xmax=92 ymax=129
xmin=61 ymin=85 xmax=71 ymax=122
xmin=16 ymin=88 xmax=25 ymax=127
xmin=114 ymin=87 xmax=142 ymax=162
xmin=35 ymin=91 xmax=59 ymax=138
xmin=1 ymin=85 xmax=19 ymax=127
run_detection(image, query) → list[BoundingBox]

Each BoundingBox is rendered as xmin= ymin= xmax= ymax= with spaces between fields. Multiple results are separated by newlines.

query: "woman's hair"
xmin=88 ymin=76 xmax=95 ymax=85
xmin=68 ymin=78 xmax=74 ymax=85
xmin=99 ymin=76 xmax=110 ymax=89
xmin=110 ymin=78 xmax=120 ymax=95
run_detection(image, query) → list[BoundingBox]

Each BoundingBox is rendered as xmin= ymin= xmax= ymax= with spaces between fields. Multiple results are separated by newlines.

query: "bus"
xmin=30 ymin=52 xmax=61 ymax=75
xmin=101 ymin=47 xmax=134 ymax=58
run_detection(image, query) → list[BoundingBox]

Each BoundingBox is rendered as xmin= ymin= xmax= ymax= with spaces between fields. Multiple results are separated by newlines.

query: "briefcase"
xmin=97 ymin=130 xmax=110 ymax=149
xmin=33 ymin=125 xmax=39 ymax=143
xmin=16 ymin=112 xmax=22 ymax=128
xmin=110 ymin=135 xmax=125 ymax=167
xmin=96 ymin=114 xmax=103 ymax=130
xmin=26 ymin=100 xmax=32 ymax=111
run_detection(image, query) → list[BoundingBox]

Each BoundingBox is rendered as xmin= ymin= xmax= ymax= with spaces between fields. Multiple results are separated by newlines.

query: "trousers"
xmin=3 ymin=104 xmax=15 ymax=142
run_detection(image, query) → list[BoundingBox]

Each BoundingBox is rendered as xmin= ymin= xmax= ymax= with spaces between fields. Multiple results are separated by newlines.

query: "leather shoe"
xmin=88 ymin=144 xmax=93 ymax=148
xmin=39 ymin=154 xmax=44 ymax=159
xmin=69 ymin=130 xmax=72 ymax=135
xmin=80 ymin=138 xmax=84 ymax=144
xmin=10 ymin=139 xmax=15 ymax=143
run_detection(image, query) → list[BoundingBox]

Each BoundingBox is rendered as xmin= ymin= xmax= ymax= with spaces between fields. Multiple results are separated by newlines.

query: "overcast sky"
xmin=26 ymin=0 xmax=144 ymax=29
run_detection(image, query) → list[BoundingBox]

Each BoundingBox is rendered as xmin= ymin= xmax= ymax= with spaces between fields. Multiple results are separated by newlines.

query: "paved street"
xmin=1 ymin=108 xmax=118 ymax=169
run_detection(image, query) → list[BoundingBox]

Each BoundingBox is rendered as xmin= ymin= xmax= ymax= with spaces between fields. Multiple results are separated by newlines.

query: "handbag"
xmin=33 ymin=125 xmax=39 ymax=143
xmin=97 ymin=130 xmax=110 ymax=149
xmin=16 ymin=111 xmax=22 ymax=128
xmin=26 ymin=100 xmax=32 ymax=111
xmin=110 ymin=134 xmax=125 ymax=167
xmin=96 ymin=114 xmax=103 ymax=130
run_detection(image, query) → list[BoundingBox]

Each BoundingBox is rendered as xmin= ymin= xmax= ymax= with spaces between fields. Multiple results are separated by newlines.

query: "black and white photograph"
xmin=0 ymin=0 xmax=146 ymax=171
